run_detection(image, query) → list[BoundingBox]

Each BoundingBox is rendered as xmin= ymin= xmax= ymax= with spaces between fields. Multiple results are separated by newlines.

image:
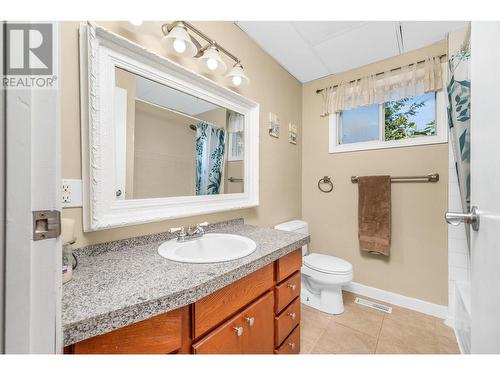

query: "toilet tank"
xmin=274 ymin=220 xmax=308 ymax=256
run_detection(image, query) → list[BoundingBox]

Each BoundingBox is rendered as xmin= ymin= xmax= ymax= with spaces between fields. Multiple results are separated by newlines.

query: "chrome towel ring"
xmin=318 ymin=176 xmax=333 ymax=193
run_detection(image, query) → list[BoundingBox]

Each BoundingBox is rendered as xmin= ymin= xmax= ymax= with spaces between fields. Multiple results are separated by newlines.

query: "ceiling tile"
xmin=313 ymin=22 xmax=400 ymax=74
xmin=291 ymin=21 xmax=368 ymax=46
xmin=236 ymin=21 xmax=330 ymax=82
xmin=236 ymin=21 xmax=470 ymax=83
xmin=401 ymin=21 xmax=469 ymax=52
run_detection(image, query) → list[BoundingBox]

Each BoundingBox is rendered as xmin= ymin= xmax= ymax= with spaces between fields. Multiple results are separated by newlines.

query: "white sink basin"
xmin=158 ymin=233 xmax=257 ymax=263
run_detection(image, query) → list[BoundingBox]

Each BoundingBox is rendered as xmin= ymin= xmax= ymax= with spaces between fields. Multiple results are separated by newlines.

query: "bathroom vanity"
xmin=63 ymin=220 xmax=309 ymax=354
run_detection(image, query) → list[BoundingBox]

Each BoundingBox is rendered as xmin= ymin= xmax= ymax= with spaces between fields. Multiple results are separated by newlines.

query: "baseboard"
xmin=343 ymin=281 xmax=449 ymax=319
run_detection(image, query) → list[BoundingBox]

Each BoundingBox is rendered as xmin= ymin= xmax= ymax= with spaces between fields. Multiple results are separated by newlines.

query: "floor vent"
xmin=354 ymin=297 xmax=392 ymax=314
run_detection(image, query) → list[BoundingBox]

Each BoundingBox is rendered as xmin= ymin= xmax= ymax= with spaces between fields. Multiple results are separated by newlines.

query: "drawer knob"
xmin=288 ymin=342 xmax=296 ymax=350
xmin=288 ymin=312 xmax=296 ymax=320
xmin=233 ymin=326 xmax=244 ymax=336
xmin=287 ymin=283 xmax=297 ymax=291
xmin=245 ymin=316 xmax=255 ymax=326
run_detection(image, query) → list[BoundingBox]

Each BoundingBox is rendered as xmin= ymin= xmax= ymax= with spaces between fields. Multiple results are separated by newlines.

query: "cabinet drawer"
xmin=274 ymin=297 xmax=300 ymax=347
xmin=275 ymin=271 xmax=301 ymax=313
xmin=194 ymin=264 xmax=274 ymax=339
xmin=193 ymin=291 xmax=274 ymax=354
xmin=72 ymin=307 xmax=185 ymax=354
xmin=274 ymin=325 xmax=300 ymax=354
xmin=275 ymin=249 xmax=302 ymax=282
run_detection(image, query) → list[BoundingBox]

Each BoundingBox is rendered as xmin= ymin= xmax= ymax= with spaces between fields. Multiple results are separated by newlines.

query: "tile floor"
xmin=300 ymin=291 xmax=460 ymax=354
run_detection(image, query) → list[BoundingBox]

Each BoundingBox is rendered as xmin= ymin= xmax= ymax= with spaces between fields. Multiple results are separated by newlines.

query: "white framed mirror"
xmin=79 ymin=23 xmax=259 ymax=231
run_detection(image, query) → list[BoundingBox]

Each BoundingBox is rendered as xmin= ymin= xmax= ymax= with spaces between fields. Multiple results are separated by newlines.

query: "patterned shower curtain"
xmin=447 ymin=41 xmax=471 ymax=213
xmin=195 ymin=122 xmax=226 ymax=195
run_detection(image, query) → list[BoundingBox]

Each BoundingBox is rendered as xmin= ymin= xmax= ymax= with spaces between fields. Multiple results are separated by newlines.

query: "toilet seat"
xmin=303 ymin=253 xmax=352 ymax=275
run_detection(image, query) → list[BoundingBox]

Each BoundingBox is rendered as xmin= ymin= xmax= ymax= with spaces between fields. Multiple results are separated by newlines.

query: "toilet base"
xmin=301 ymin=282 xmax=345 ymax=315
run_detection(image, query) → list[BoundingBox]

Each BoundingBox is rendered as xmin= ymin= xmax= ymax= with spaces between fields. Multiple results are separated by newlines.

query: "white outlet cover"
xmin=62 ymin=179 xmax=83 ymax=208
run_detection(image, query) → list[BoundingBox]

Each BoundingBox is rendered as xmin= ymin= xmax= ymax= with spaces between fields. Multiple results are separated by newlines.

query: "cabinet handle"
xmin=233 ymin=326 xmax=244 ymax=336
xmin=288 ymin=312 xmax=296 ymax=320
xmin=288 ymin=342 xmax=296 ymax=350
xmin=287 ymin=284 xmax=297 ymax=291
xmin=245 ymin=316 xmax=255 ymax=326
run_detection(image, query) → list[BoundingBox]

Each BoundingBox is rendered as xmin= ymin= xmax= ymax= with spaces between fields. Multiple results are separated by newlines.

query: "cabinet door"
xmin=194 ymin=264 xmax=274 ymax=339
xmin=192 ymin=307 xmax=244 ymax=354
xmin=193 ymin=291 xmax=274 ymax=354
xmin=242 ymin=291 xmax=274 ymax=354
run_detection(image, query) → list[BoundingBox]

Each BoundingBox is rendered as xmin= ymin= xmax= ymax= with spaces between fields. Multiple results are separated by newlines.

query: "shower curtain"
xmin=195 ymin=122 xmax=226 ymax=195
xmin=447 ymin=36 xmax=471 ymax=214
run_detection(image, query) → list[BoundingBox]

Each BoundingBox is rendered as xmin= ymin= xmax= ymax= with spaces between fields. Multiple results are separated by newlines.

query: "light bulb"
xmin=206 ymin=58 xmax=218 ymax=71
xmin=173 ymin=38 xmax=186 ymax=53
xmin=232 ymin=76 xmax=242 ymax=86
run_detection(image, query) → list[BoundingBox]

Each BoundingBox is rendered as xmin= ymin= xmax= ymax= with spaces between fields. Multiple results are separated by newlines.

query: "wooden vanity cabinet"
xmin=65 ymin=249 xmax=303 ymax=355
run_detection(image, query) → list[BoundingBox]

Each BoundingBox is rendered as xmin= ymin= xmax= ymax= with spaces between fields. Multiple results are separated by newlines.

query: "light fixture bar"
xmin=162 ymin=21 xmax=241 ymax=64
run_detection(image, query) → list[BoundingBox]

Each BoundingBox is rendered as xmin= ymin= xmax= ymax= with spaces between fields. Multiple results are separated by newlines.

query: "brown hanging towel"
xmin=357 ymin=175 xmax=391 ymax=256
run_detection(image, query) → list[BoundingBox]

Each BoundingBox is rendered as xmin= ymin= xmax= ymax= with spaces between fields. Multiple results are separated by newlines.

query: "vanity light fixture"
xmin=198 ymin=45 xmax=227 ymax=74
xmin=161 ymin=21 xmax=249 ymax=85
xmin=226 ymin=62 xmax=250 ymax=87
xmin=161 ymin=22 xmax=198 ymax=57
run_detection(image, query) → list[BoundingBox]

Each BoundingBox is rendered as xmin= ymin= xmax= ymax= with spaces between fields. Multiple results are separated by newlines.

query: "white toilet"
xmin=275 ymin=220 xmax=353 ymax=315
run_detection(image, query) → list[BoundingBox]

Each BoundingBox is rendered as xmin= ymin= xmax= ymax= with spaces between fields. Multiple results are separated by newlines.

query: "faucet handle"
xmin=169 ymin=226 xmax=186 ymax=234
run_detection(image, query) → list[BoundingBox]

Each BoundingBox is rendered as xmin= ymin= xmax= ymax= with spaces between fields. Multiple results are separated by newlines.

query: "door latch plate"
xmin=33 ymin=210 xmax=61 ymax=241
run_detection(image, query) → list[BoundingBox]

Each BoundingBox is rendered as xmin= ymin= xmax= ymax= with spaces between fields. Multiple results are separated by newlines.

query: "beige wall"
xmin=302 ymin=41 xmax=449 ymax=305
xmin=133 ymin=101 xmax=196 ymax=198
xmin=61 ymin=21 xmax=302 ymax=247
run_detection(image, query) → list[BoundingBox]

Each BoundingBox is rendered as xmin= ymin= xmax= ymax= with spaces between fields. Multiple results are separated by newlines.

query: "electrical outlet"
xmin=62 ymin=183 xmax=71 ymax=203
xmin=62 ymin=179 xmax=82 ymax=208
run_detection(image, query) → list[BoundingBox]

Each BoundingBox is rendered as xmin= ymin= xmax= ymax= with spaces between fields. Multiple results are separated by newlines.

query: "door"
xmin=470 ymin=22 xmax=500 ymax=353
xmin=3 ymin=22 xmax=62 ymax=353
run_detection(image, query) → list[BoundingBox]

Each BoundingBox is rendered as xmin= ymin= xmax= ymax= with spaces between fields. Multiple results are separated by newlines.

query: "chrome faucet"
xmin=169 ymin=222 xmax=209 ymax=242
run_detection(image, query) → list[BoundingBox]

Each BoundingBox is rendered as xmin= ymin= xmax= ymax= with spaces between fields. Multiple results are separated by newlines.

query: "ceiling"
xmin=136 ymin=74 xmax=219 ymax=116
xmin=236 ymin=21 xmax=468 ymax=83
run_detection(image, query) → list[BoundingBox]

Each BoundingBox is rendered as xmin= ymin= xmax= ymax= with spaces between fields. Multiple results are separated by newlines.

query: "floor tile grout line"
xmin=374 ymin=312 xmax=386 ymax=354
xmin=307 ymin=323 xmax=330 ymax=354
xmin=333 ymin=318 xmax=383 ymax=340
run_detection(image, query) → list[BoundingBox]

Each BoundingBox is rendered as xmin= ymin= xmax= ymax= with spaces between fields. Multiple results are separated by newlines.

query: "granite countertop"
xmin=62 ymin=219 xmax=309 ymax=346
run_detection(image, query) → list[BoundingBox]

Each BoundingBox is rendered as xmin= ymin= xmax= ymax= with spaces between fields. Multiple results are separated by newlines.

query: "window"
xmin=330 ymin=91 xmax=447 ymax=153
xmin=228 ymin=131 xmax=244 ymax=161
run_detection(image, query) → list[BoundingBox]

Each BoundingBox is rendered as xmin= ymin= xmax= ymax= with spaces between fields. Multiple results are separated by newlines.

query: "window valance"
xmin=320 ymin=56 xmax=444 ymax=116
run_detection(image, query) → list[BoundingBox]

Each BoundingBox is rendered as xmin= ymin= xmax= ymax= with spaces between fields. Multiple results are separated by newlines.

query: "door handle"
xmin=445 ymin=206 xmax=480 ymax=231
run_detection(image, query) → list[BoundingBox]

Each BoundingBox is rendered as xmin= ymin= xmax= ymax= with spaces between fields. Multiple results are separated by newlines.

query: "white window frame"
xmin=227 ymin=131 xmax=244 ymax=161
xmin=329 ymin=90 xmax=447 ymax=153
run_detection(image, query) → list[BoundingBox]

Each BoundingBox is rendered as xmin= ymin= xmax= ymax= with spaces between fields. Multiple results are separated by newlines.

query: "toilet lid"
xmin=303 ymin=253 xmax=353 ymax=275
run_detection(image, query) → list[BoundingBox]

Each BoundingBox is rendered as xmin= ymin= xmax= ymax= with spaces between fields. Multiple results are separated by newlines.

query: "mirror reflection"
xmin=114 ymin=67 xmax=244 ymax=200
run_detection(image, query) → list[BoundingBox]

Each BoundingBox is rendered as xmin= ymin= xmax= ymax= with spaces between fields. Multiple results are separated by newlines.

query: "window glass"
xmin=340 ymin=104 xmax=379 ymax=144
xmin=384 ymin=92 xmax=436 ymax=141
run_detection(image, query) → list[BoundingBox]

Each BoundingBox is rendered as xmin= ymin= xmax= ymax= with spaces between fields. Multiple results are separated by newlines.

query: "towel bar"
xmin=351 ymin=173 xmax=439 ymax=183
